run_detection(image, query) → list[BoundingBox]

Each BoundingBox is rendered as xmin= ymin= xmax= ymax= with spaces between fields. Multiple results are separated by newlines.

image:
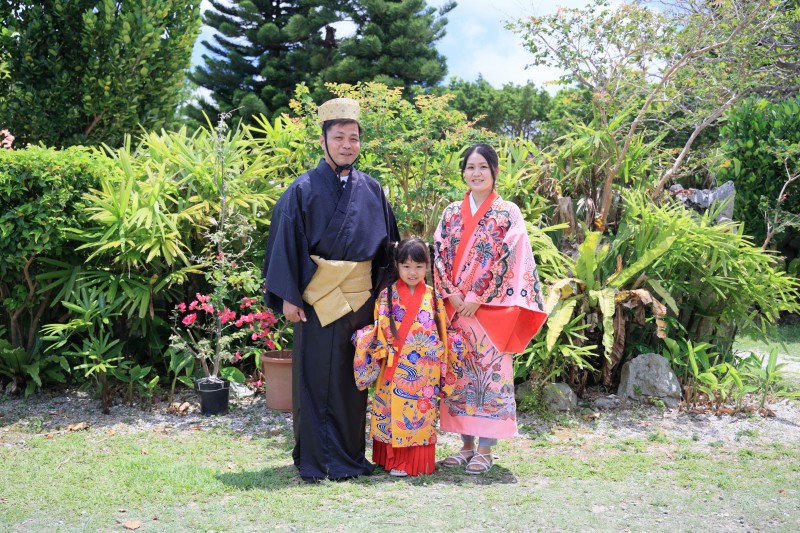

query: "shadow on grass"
xmin=348 ymin=462 xmax=518 ymax=486
xmin=216 ymin=460 xmax=518 ymax=490
xmin=217 ymin=464 xmax=303 ymax=490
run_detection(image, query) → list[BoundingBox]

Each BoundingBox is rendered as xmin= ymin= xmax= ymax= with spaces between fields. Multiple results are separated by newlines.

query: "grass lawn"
xmin=733 ymin=323 xmax=800 ymax=361
xmin=2 ymin=413 xmax=799 ymax=532
xmin=2 ymin=323 xmax=799 ymax=532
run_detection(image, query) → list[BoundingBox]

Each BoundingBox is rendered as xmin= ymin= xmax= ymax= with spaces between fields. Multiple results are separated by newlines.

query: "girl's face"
xmin=397 ymin=259 xmax=428 ymax=288
xmin=463 ymin=151 xmax=495 ymax=197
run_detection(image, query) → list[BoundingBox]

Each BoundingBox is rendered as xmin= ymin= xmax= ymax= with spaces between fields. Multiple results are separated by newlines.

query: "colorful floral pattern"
xmin=433 ymin=194 xmax=547 ymax=438
xmin=434 ymin=197 xmax=545 ymax=311
xmin=441 ymin=318 xmax=516 ymax=427
xmin=353 ymin=284 xmax=464 ymax=447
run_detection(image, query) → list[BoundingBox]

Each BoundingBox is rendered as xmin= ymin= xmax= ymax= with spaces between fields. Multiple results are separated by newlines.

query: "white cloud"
xmin=431 ymin=0 xmax=593 ymax=91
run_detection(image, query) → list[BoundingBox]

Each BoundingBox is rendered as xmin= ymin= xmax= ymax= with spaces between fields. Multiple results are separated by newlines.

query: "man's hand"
xmin=283 ymin=300 xmax=307 ymax=323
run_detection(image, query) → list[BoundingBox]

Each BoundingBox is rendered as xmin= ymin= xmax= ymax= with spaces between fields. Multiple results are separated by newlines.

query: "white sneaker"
xmin=389 ymin=468 xmax=408 ymax=477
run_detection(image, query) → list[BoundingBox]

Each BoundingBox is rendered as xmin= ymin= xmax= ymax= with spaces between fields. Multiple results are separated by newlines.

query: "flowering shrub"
xmin=171 ymin=285 xmax=287 ymax=383
xmin=168 ymin=219 xmax=274 ymax=383
xmin=168 ymin=114 xmax=284 ymax=384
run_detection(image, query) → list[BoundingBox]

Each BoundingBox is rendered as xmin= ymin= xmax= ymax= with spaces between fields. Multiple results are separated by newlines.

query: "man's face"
xmin=320 ymin=121 xmax=360 ymax=169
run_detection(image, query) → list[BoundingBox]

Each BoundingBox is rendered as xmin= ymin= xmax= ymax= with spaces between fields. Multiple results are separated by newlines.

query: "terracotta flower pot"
xmin=260 ymin=350 xmax=292 ymax=412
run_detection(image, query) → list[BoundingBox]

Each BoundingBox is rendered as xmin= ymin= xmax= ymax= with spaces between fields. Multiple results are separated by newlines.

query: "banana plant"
xmin=542 ymin=222 xmax=677 ymax=384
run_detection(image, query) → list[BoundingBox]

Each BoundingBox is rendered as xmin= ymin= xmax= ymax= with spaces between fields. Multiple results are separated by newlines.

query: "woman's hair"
xmin=386 ymin=238 xmax=442 ymax=339
xmin=460 ymin=143 xmax=499 ymax=186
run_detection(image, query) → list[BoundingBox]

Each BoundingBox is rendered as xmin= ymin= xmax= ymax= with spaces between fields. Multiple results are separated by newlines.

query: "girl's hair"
xmin=460 ymin=143 xmax=499 ymax=186
xmin=394 ymin=237 xmax=429 ymax=266
xmin=387 ymin=238 xmax=442 ymax=340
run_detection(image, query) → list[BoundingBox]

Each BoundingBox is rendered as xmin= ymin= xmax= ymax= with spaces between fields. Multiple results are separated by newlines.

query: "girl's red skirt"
xmin=372 ymin=439 xmax=436 ymax=476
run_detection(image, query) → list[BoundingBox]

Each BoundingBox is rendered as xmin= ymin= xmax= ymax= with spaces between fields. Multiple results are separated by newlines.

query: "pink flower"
xmin=178 ymin=302 xmax=187 ymax=312
xmin=219 ymin=308 xmax=236 ymax=324
xmin=196 ymin=294 xmax=210 ymax=303
xmin=251 ymin=333 xmax=258 ymax=341
xmin=417 ymin=398 xmax=433 ymax=412
xmin=188 ymin=300 xmax=198 ymax=310
xmin=201 ymin=303 xmax=214 ymax=314
xmin=182 ymin=313 xmax=197 ymax=325
xmin=234 ymin=351 xmax=242 ymax=361
xmin=421 ymin=385 xmax=434 ymax=399
xmin=265 ymin=339 xmax=276 ymax=350
xmin=217 ymin=253 xmax=224 ymax=259
xmin=252 ymin=380 xmax=263 ymax=387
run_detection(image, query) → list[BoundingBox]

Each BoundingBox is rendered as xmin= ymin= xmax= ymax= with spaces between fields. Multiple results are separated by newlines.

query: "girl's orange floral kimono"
xmin=353 ymin=281 xmax=463 ymax=475
xmin=434 ymin=191 xmax=549 ymax=439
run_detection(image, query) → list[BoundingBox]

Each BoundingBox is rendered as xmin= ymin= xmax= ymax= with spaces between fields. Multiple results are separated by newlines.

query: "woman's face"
xmin=463 ymin=151 xmax=494 ymax=197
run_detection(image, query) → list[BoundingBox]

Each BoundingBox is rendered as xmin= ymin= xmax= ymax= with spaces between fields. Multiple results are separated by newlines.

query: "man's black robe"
xmin=262 ymin=159 xmax=399 ymax=481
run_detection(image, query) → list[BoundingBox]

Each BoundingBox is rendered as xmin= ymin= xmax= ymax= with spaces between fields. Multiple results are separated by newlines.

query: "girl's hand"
xmin=461 ymin=301 xmax=480 ymax=318
xmin=447 ymin=295 xmax=465 ymax=313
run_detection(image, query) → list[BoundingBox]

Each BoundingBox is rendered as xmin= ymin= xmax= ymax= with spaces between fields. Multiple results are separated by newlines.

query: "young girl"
xmin=353 ymin=238 xmax=464 ymax=477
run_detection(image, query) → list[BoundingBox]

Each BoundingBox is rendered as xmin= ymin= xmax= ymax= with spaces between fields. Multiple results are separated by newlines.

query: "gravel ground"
xmin=2 ymin=385 xmax=799 ymax=451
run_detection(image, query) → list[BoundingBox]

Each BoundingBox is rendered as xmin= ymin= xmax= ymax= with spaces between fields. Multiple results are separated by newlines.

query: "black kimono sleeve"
xmin=261 ymin=186 xmax=313 ymax=314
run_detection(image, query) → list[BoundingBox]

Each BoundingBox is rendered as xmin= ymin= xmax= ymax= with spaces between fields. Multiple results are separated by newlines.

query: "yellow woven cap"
xmin=317 ymin=98 xmax=360 ymax=126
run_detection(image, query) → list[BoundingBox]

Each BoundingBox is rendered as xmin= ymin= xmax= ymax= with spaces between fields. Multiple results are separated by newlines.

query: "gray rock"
xmin=593 ymin=396 xmax=619 ymax=410
xmin=229 ymin=381 xmax=254 ymax=399
xmin=544 ymin=382 xmax=577 ymax=411
xmin=618 ymin=353 xmax=682 ymax=407
xmin=515 ymin=380 xmax=535 ymax=397
xmin=669 ymin=181 xmax=735 ymax=225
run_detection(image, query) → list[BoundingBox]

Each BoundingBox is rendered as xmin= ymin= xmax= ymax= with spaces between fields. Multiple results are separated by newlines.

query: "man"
xmin=262 ymin=98 xmax=399 ymax=481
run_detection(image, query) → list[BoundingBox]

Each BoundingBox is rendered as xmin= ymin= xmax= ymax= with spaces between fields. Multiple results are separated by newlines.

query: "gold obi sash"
xmin=302 ymin=255 xmax=372 ymax=327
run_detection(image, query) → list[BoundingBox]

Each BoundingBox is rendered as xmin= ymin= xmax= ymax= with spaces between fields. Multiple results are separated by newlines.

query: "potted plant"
xmin=168 ymin=238 xmax=260 ymax=415
xmin=168 ymin=113 xmax=273 ymax=415
xmin=257 ymin=315 xmax=294 ymax=412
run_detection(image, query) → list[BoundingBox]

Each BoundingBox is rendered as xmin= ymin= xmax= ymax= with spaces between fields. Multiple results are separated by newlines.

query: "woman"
xmin=433 ymin=143 xmax=548 ymax=474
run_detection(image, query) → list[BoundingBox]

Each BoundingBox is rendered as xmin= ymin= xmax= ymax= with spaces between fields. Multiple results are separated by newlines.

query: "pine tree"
xmin=187 ymin=0 xmax=346 ymax=126
xmin=323 ymin=0 xmax=454 ymax=92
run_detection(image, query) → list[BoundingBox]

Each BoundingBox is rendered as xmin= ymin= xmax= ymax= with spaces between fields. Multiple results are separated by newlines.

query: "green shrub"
xmin=38 ymin=122 xmax=284 ymax=399
xmin=716 ymin=96 xmax=800 ymax=244
xmin=0 ymin=145 xmax=118 ymax=353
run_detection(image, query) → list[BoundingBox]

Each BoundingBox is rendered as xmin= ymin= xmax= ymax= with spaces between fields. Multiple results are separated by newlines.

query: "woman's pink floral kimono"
xmin=434 ymin=191 xmax=548 ymax=439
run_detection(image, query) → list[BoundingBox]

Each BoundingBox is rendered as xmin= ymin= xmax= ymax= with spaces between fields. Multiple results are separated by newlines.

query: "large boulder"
xmin=544 ymin=382 xmax=577 ymax=411
xmin=618 ymin=353 xmax=682 ymax=407
xmin=668 ymin=181 xmax=735 ymax=225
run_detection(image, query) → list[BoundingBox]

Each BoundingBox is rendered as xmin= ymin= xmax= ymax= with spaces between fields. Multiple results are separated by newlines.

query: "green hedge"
xmin=717 ymin=96 xmax=800 ymax=243
xmin=0 ymin=146 xmax=118 ymax=351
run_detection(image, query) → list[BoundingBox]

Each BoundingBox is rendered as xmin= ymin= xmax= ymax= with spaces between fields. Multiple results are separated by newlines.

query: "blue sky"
xmin=192 ymin=1 xmax=590 ymax=92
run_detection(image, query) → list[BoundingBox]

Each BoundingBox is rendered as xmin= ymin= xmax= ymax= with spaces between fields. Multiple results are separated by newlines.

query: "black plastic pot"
xmin=194 ymin=378 xmax=230 ymax=416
